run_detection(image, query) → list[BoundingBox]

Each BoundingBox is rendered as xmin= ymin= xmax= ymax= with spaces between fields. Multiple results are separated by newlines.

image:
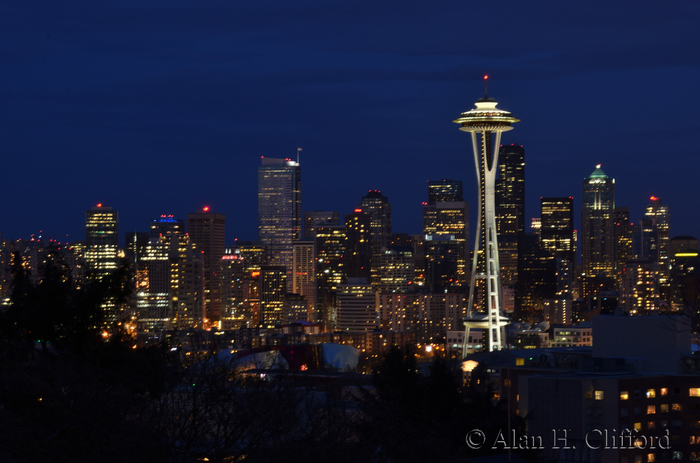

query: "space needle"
xmin=454 ymin=76 xmax=518 ymax=354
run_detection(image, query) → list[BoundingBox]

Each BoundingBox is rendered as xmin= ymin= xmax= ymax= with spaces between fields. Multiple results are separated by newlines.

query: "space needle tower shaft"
xmin=454 ymin=76 xmax=519 ymax=354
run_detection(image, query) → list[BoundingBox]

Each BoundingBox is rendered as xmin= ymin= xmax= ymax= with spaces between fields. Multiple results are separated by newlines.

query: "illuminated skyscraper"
xmin=496 ymin=144 xmax=525 ymax=287
xmin=645 ymin=196 xmax=670 ymax=300
xmin=258 ymin=266 xmax=287 ymax=326
xmin=581 ymin=165 xmax=615 ymax=290
xmin=454 ymin=78 xmax=518 ymax=352
xmin=146 ymin=215 xmax=204 ymax=330
xmin=379 ymin=246 xmax=414 ymax=293
xmin=292 ymin=240 xmax=315 ymax=320
xmin=304 ymin=211 xmax=339 ymax=239
xmin=541 ymin=197 xmax=574 ymax=263
xmin=315 ymin=224 xmax=346 ymax=330
xmin=428 ymin=179 xmax=464 ymax=204
xmin=85 ymin=204 xmax=119 ymax=279
xmin=614 ymin=207 xmax=633 ymax=281
xmin=423 ymin=179 xmax=468 ymax=291
xmin=187 ymin=209 xmax=225 ymax=324
xmin=496 ymin=144 xmax=525 ymax=236
xmin=258 ymin=157 xmax=301 ymax=291
xmin=358 ymin=190 xmax=391 ymax=284
xmin=336 ymin=278 xmax=377 ymax=332
xmin=345 ymin=210 xmax=372 ymax=281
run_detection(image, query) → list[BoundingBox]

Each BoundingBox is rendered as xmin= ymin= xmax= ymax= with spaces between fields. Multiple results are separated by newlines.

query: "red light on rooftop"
xmin=251 ymin=271 xmax=261 ymax=278
xmin=650 ymin=196 xmax=659 ymax=201
xmin=484 ymin=75 xmax=488 ymax=80
xmin=96 ymin=203 xmax=102 ymax=207
xmin=203 ymin=206 xmax=210 ymax=212
xmin=354 ymin=208 xmax=362 ymax=213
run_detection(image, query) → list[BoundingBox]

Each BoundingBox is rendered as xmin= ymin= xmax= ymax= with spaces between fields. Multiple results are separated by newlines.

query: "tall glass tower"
xmin=582 ymin=165 xmax=615 ymax=278
xmin=85 ymin=204 xmax=119 ymax=280
xmin=454 ymin=77 xmax=518 ymax=353
xmin=258 ymin=157 xmax=301 ymax=292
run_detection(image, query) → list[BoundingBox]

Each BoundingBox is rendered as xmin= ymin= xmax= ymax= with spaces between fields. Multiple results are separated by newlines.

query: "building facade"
xmin=258 ymin=157 xmax=301 ymax=291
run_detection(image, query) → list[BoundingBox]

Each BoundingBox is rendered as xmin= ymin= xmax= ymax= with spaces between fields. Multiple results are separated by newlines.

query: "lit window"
xmin=672 ymin=403 xmax=682 ymax=412
xmin=648 ymin=421 xmax=655 ymax=430
xmin=647 ymin=405 xmax=656 ymax=414
xmin=595 ymin=390 xmax=604 ymax=400
xmin=661 ymin=404 xmax=669 ymax=413
xmin=661 ymin=388 xmax=668 ymax=396
xmin=634 ymin=422 xmax=642 ymax=431
xmin=648 ymin=453 xmax=656 ymax=462
xmin=621 ymin=391 xmax=629 ymax=400
xmin=647 ymin=389 xmax=656 ymax=398
xmin=690 ymin=388 xmax=700 ymax=397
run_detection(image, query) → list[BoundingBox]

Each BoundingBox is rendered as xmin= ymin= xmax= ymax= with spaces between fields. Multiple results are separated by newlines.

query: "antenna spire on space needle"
xmin=454 ymin=76 xmax=518 ymax=355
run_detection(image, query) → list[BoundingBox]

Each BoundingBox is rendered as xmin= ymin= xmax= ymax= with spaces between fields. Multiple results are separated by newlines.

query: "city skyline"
xmin=1 ymin=2 xmax=699 ymax=244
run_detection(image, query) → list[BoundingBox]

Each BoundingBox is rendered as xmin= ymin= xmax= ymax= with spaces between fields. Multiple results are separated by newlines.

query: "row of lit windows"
xmin=620 ymin=388 xmax=700 ymax=400
xmin=621 ymin=403 xmax=683 ymax=416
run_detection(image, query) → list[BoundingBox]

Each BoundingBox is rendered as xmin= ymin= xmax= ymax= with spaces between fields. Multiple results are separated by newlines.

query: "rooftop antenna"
xmin=484 ymin=75 xmax=488 ymax=99
xmin=297 ymin=147 xmax=302 ymax=164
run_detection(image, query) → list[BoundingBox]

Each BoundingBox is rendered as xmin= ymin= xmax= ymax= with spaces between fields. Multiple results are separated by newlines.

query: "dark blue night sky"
xmin=2 ymin=1 xmax=699 ymax=245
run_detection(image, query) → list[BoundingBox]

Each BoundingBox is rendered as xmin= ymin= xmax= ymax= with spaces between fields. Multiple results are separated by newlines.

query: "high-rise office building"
xmin=150 ymin=215 xmax=185 ymax=242
xmin=619 ymin=259 xmax=660 ymax=314
xmin=336 ymin=278 xmax=377 ymax=332
xmin=614 ymin=207 xmax=633 ymax=281
xmin=304 ymin=211 xmax=339 ymax=240
xmin=258 ymin=157 xmax=301 ymax=291
xmin=516 ymin=233 xmax=556 ymax=321
xmin=258 ymin=266 xmax=287 ymax=326
xmin=428 ymin=179 xmax=464 ymax=204
xmin=422 ymin=180 xmax=468 ymax=291
xmin=540 ymin=197 xmax=575 ymax=263
xmin=581 ymin=165 xmax=615 ymax=292
xmin=220 ymin=250 xmax=248 ymax=329
xmin=315 ymin=224 xmax=346 ymax=330
xmin=645 ymin=196 xmax=670 ymax=301
xmin=292 ymin=240 xmax=315 ymax=320
xmin=669 ymin=236 xmax=700 ymax=310
xmin=187 ymin=209 xmax=225 ymax=324
xmin=541 ymin=197 xmax=575 ymax=312
xmin=496 ymin=144 xmax=526 ymax=236
xmin=358 ymin=190 xmax=391 ymax=284
xmin=135 ymin=238 xmax=171 ymax=331
xmin=496 ymin=145 xmax=525 ymax=289
xmin=344 ymin=210 xmax=372 ymax=281
xmin=145 ymin=215 xmax=205 ymax=330
xmin=379 ymin=246 xmax=414 ymax=294
xmin=85 ymin=204 xmax=119 ymax=279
